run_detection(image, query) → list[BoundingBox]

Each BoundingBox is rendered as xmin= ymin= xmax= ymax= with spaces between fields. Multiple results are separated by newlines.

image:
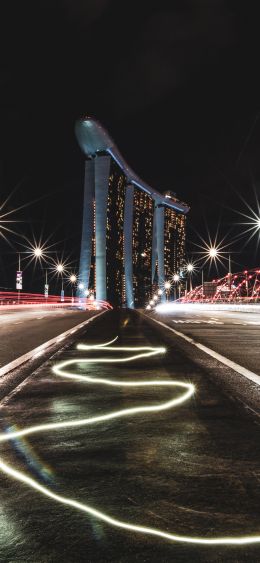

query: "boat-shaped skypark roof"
xmin=75 ymin=117 xmax=189 ymax=214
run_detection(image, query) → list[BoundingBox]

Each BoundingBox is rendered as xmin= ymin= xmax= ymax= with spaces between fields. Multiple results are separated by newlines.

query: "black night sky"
xmin=1 ymin=0 xmax=260 ymax=291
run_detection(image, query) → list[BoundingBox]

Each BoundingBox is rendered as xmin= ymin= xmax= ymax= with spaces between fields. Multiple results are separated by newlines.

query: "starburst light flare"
xmin=192 ymin=231 xmax=230 ymax=272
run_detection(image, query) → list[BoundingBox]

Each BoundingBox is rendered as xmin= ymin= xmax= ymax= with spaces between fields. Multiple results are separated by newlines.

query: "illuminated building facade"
xmin=163 ymin=203 xmax=186 ymax=281
xmin=76 ymin=117 xmax=189 ymax=307
xmin=132 ymin=189 xmax=154 ymax=307
xmin=106 ymin=158 xmax=126 ymax=305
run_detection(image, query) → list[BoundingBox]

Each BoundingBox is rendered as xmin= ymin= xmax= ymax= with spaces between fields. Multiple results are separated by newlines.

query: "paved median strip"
xmin=143 ymin=314 xmax=260 ymax=387
xmin=0 ymin=311 xmax=106 ymax=379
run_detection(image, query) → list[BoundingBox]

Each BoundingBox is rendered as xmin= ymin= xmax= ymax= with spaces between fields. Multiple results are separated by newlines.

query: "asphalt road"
xmin=151 ymin=307 xmax=260 ymax=376
xmin=0 ymin=310 xmax=259 ymax=562
xmin=0 ymin=306 xmax=98 ymax=368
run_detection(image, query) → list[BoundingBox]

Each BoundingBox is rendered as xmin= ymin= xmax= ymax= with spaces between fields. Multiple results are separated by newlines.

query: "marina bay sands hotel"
xmin=75 ymin=117 xmax=189 ymax=308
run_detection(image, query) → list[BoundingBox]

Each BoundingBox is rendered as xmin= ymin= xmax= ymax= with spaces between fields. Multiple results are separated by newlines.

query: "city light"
xmin=56 ymin=263 xmax=64 ymax=273
xmin=192 ymin=233 xmax=230 ymax=271
xmin=153 ymin=295 xmax=158 ymax=301
xmin=33 ymin=247 xmax=43 ymax=258
xmin=158 ymin=289 xmax=163 ymax=296
xmin=69 ymin=274 xmax=77 ymax=283
xmin=232 ymin=186 xmax=260 ymax=249
xmin=164 ymin=281 xmax=171 ymax=290
xmin=149 ymin=299 xmax=154 ymax=306
xmin=186 ymin=263 xmax=194 ymax=273
xmin=146 ymin=304 xmax=151 ymax=310
xmin=209 ymin=247 xmax=218 ymax=258
xmin=173 ymin=274 xmax=180 ymax=282
xmin=22 ymin=238 xmax=52 ymax=267
xmin=0 ymin=187 xmax=28 ymax=244
xmin=78 ymin=283 xmax=84 ymax=290
xmin=0 ymin=338 xmax=259 ymax=545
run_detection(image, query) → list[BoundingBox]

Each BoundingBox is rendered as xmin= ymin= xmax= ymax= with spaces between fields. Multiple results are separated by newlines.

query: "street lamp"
xmin=164 ymin=281 xmax=171 ymax=301
xmin=32 ymin=247 xmax=49 ymax=297
xmin=33 ymin=247 xmax=43 ymax=258
xmin=186 ymin=263 xmax=194 ymax=292
xmin=69 ymin=274 xmax=77 ymax=301
xmin=55 ymin=263 xmax=65 ymax=301
xmin=56 ymin=263 xmax=64 ymax=274
xmin=153 ymin=295 xmax=158 ymax=301
xmin=173 ymin=274 xmax=180 ymax=300
xmin=186 ymin=263 xmax=194 ymax=273
xmin=158 ymin=288 xmax=163 ymax=296
xmin=208 ymin=247 xmax=218 ymax=259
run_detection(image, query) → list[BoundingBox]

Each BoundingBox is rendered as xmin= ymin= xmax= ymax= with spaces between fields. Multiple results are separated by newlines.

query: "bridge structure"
xmin=182 ymin=267 xmax=260 ymax=303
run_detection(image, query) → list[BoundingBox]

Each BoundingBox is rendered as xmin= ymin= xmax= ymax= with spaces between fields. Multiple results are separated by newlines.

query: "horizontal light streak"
xmin=156 ymin=302 xmax=260 ymax=313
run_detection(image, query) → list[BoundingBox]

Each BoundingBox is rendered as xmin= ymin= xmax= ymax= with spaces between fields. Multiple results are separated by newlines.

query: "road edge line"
xmin=140 ymin=313 xmax=260 ymax=387
xmin=0 ymin=310 xmax=107 ymax=379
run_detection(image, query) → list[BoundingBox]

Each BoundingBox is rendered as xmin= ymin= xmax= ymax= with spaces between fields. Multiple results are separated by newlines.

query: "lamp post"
xmin=16 ymin=253 xmax=22 ymax=303
xmin=56 ymin=263 xmax=64 ymax=301
xmin=173 ymin=274 xmax=180 ymax=300
xmin=44 ymin=269 xmax=49 ymax=300
xmin=186 ymin=263 xmax=194 ymax=292
xmin=164 ymin=281 xmax=171 ymax=301
xmin=228 ymin=253 xmax=232 ymax=291
xmin=69 ymin=274 xmax=77 ymax=302
xmin=31 ymin=245 xmax=47 ymax=297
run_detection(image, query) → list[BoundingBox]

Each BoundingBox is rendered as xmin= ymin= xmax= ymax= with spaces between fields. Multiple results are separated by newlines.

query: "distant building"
xmin=132 ymin=189 xmax=154 ymax=307
xmin=75 ymin=117 xmax=189 ymax=307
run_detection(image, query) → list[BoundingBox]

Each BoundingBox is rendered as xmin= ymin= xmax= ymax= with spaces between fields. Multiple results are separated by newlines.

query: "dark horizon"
xmin=1 ymin=1 xmax=260 ymax=291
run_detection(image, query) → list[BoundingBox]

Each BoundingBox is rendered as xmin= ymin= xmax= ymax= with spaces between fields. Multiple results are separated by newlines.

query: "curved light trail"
xmin=0 ymin=338 xmax=259 ymax=546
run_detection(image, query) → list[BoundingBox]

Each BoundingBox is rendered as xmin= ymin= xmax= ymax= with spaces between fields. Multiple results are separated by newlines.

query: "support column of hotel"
xmin=78 ymin=159 xmax=95 ymax=296
xmin=155 ymin=205 xmax=166 ymax=301
xmin=95 ymin=155 xmax=111 ymax=301
xmin=124 ymin=184 xmax=134 ymax=308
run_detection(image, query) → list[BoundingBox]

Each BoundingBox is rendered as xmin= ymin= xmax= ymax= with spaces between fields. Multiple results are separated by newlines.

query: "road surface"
xmin=0 ymin=306 xmax=98 ymax=368
xmin=0 ymin=309 xmax=259 ymax=562
xmin=151 ymin=307 xmax=260 ymax=374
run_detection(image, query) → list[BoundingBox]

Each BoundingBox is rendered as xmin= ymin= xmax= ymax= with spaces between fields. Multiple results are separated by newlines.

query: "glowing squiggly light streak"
xmin=0 ymin=339 xmax=259 ymax=546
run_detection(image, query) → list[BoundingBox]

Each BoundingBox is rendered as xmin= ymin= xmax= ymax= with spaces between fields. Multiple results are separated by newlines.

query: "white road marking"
xmin=0 ymin=311 xmax=106 ymax=379
xmin=0 ymin=339 xmax=259 ymax=545
xmin=145 ymin=315 xmax=260 ymax=387
xmin=171 ymin=320 xmax=224 ymax=325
